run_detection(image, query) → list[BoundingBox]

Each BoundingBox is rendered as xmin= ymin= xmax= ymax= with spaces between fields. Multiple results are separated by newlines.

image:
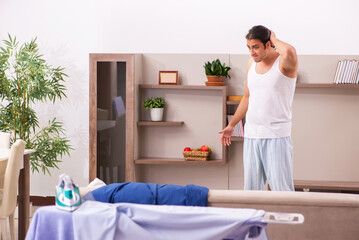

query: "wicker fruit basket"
xmin=183 ymin=150 xmax=211 ymax=161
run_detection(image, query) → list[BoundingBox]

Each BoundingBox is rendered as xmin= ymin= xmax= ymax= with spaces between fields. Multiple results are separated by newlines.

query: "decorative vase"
xmin=206 ymin=76 xmax=223 ymax=82
xmin=150 ymin=108 xmax=164 ymax=121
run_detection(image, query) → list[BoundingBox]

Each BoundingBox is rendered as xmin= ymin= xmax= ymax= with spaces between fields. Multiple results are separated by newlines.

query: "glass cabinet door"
xmin=97 ymin=62 xmax=126 ymax=184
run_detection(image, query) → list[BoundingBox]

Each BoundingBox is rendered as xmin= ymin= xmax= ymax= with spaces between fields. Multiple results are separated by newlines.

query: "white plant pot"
xmin=150 ymin=108 xmax=164 ymax=121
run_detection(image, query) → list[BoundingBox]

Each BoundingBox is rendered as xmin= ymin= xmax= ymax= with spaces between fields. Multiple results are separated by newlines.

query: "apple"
xmin=183 ymin=147 xmax=191 ymax=151
xmin=192 ymin=149 xmax=198 ymax=152
xmin=200 ymin=145 xmax=209 ymax=152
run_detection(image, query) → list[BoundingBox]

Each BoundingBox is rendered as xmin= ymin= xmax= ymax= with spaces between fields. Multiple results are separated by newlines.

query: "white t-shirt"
xmin=244 ymin=56 xmax=297 ymax=139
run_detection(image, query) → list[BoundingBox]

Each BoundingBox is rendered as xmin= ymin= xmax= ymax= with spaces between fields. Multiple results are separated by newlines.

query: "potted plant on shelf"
xmin=144 ymin=97 xmax=166 ymax=121
xmin=203 ymin=59 xmax=231 ymax=86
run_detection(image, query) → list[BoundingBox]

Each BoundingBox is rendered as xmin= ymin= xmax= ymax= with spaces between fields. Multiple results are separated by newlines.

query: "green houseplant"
xmin=0 ymin=34 xmax=72 ymax=174
xmin=144 ymin=97 xmax=166 ymax=121
xmin=203 ymin=59 xmax=231 ymax=84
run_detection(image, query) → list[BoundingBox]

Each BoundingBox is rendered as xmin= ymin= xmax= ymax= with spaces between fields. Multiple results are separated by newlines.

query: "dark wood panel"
xmin=30 ymin=196 xmax=55 ymax=206
xmin=18 ymin=154 xmax=30 ymax=240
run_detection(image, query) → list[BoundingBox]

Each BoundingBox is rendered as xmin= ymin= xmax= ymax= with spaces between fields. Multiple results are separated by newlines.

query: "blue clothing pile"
xmin=85 ymin=182 xmax=209 ymax=206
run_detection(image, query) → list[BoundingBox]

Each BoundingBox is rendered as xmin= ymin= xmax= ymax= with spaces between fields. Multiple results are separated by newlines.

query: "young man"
xmin=219 ymin=25 xmax=298 ymax=191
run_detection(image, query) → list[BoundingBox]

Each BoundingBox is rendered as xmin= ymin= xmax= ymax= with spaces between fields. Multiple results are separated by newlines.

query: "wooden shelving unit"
xmin=137 ymin=84 xmax=227 ymax=165
xmin=296 ymin=83 xmax=359 ymax=88
xmin=225 ymin=83 xmax=359 ymax=143
xmin=137 ymin=121 xmax=184 ymax=126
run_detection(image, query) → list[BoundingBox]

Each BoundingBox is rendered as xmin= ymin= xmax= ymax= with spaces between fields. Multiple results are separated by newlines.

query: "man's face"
xmin=246 ymin=39 xmax=268 ymax=62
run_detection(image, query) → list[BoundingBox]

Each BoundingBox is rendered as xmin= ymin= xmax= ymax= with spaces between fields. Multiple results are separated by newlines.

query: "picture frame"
xmin=159 ymin=71 xmax=178 ymax=85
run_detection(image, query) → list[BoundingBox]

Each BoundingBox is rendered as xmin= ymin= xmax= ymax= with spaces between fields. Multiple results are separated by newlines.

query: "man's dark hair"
xmin=246 ymin=25 xmax=271 ymax=48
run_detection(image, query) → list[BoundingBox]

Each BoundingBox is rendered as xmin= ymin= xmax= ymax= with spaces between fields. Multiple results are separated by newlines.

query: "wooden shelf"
xmin=227 ymin=100 xmax=241 ymax=105
xmin=230 ymin=137 xmax=244 ymax=142
xmin=137 ymin=121 xmax=184 ymax=126
xmin=294 ymin=180 xmax=359 ymax=191
xmin=135 ymin=157 xmax=225 ymax=165
xmin=296 ymin=83 xmax=359 ymax=88
xmin=139 ymin=84 xmax=226 ymax=90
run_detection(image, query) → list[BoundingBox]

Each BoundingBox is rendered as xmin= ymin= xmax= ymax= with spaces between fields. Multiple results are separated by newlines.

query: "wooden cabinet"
xmin=89 ymin=54 xmax=135 ymax=183
xmin=135 ymin=84 xmax=227 ymax=165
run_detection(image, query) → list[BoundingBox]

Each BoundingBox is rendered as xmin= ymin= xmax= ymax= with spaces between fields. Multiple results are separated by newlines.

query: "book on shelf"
xmin=349 ymin=60 xmax=359 ymax=83
xmin=343 ymin=60 xmax=351 ymax=83
xmin=227 ymin=115 xmax=244 ymax=137
xmin=347 ymin=60 xmax=356 ymax=83
xmin=349 ymin=61 xmax=356 ymax=83
xmin=340 ymin=60 xmax=346 ymax=83
xmin=338 ymin=60 xmax=347 ymax=84
xmin=334 ymin=59 xmax=359 ymax=84
xmin=333 ymin=61 xmax=342 ymax=84
xmin=341 ymin=60 xmax=349 ymax=84
xmin=352 ymin=61 xmax=359 ymax=84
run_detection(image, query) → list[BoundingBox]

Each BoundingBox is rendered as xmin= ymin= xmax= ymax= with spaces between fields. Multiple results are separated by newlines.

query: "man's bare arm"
xmin=270 ymin=30 xmax=298 ymax=78
xmin=219 ymin=58 xmax=252 ymax=146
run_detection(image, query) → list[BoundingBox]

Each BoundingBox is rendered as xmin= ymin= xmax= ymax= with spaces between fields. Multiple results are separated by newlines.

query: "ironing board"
xmin=26 ymin=201 xmax=303 ymax=240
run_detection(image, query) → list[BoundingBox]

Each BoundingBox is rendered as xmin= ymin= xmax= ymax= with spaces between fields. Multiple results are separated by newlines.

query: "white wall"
xmin=1 ymin=0 xmax=359 ymax=195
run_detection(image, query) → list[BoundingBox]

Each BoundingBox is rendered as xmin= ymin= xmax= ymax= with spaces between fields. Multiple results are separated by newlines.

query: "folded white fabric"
xmin=73 ymin=201 xmax=268 ymax=240
xmin=87 ymin=178 xmax=106 ymax=188
xmin=79 ymin=178 xmax=106 ymax=197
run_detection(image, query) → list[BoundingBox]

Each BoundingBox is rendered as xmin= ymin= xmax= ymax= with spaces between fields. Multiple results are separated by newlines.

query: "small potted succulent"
xmin=203 ymin=59 xmax=231 ymax=83
xmin=144 ymin=97 xmax=166 ymax=121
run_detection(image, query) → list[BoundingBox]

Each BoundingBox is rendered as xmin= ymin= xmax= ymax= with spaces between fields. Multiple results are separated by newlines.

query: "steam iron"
xmin=55 ymin=174 xmax=82 ymax=211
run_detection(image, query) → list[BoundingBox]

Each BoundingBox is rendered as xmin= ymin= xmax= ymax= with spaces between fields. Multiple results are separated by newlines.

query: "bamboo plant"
xmin=0 ymin=34 xmax=72 ymax=174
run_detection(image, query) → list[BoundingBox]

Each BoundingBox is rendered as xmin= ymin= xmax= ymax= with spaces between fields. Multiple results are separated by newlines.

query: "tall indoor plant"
xmin=0 ymin=34 xmax=71 ymax=174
